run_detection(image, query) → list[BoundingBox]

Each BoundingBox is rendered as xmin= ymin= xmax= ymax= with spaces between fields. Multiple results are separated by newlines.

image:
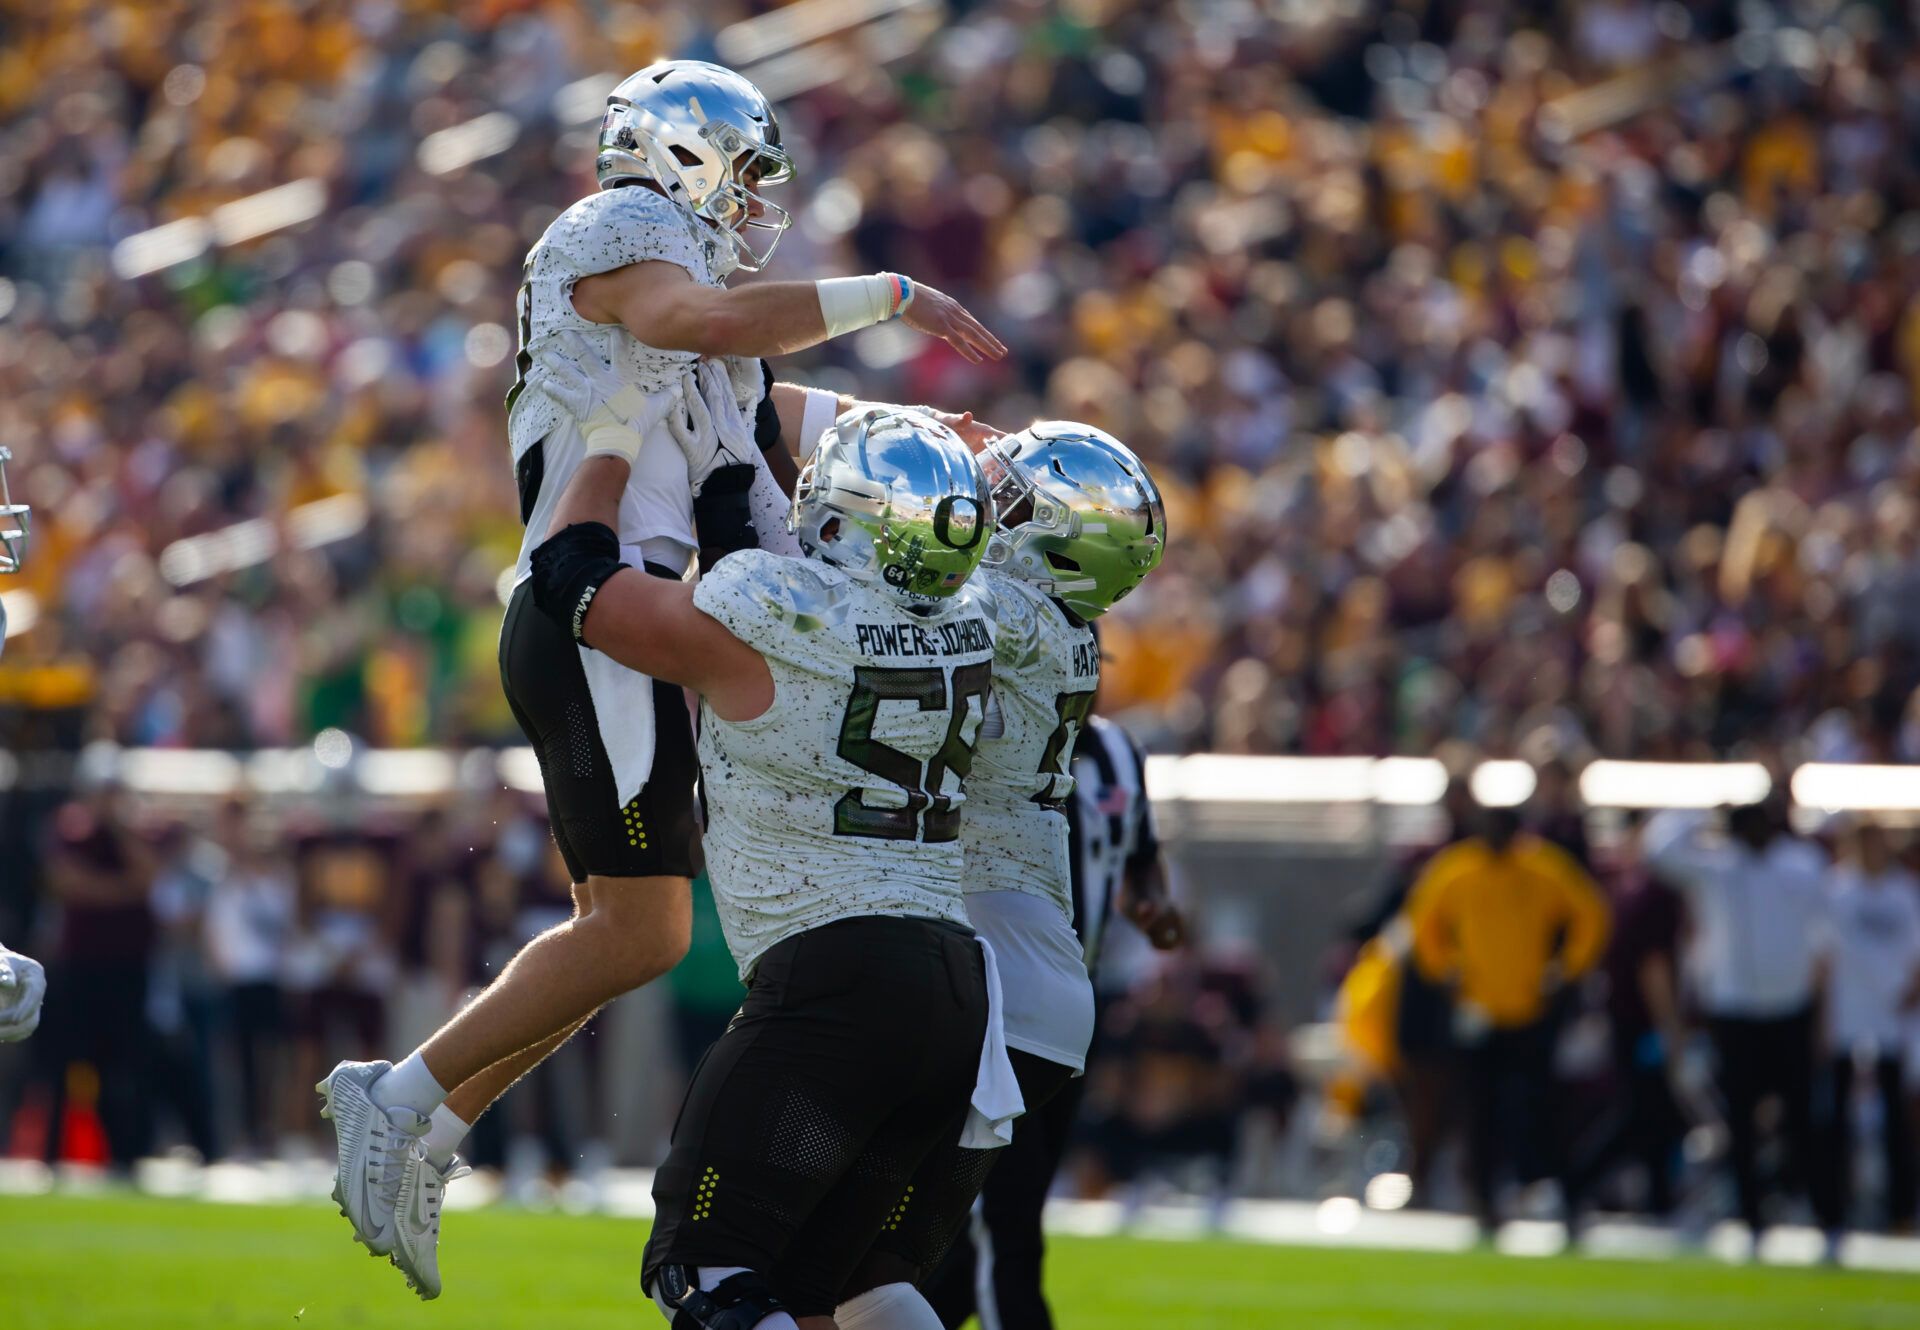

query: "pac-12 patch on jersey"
xmin=692 ymin=548 xmax=998 ymax=977
xmin=962 ymin=570 xmax=1099 ymax=916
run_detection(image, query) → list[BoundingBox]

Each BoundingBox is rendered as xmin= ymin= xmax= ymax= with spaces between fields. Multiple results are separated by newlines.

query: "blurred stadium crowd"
xmin=0 ymin=778 xmax=1293 ymax=1209
xmin=1 ymin=0 xmax=1918 ymax=763
xmin=4 ymin=0 xmax=1920 ymax=1243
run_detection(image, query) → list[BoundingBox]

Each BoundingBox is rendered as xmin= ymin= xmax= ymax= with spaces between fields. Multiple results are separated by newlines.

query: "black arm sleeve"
xmin=529 ymin=521 xmax=628 ymax=644
xmin=692 ymin=463 xmax=760 ymax=573
xmin=753 ymin=359 xmax=782 ymax=453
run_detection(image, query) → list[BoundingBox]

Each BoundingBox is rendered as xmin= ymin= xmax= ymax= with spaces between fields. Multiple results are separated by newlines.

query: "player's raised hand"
xmin=914 ymin=407 xmax=1005 ymax=452
xmin=900 ymin=283 xmax=1008 ymax=364
xmin=530 ymin=330 xmax=674 ymax=463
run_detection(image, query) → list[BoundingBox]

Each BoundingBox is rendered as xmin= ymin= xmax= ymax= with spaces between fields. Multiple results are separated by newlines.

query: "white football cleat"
xmin=389 ymin=1147 xmax=470 ymax=1300
xmin=316 ymin=1060 xmax=428 ymax=1256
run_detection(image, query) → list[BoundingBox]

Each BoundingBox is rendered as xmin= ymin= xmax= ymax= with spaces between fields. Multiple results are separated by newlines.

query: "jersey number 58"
xmin=835 ymin=663 xmax=992 ymax=843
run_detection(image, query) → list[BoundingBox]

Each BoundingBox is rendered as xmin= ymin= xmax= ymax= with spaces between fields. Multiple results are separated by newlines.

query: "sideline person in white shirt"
xmin=1819 ymin=820 xmax=1920 ymax=1235
xmin=1644 ymin=803 xmax=1830 ymax=1245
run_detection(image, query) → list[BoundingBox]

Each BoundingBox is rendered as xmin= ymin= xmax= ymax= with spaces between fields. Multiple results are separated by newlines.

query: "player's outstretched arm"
xmin=531 ymin=457 xmax=773 ymax=721
xmin=574 ymin=260 xmax=1006 ymax=363
xmin=766 ymin=382 xmax=1007 ymax=462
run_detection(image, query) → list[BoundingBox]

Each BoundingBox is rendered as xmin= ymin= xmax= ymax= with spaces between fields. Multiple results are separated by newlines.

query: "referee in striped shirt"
xmin=924 ymin=711 xmax=1185 ymax=1329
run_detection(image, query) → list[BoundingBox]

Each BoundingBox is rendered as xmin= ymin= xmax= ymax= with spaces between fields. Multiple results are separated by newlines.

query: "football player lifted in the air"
xmin=316 ymin=59 xmax=1004 ymax=1299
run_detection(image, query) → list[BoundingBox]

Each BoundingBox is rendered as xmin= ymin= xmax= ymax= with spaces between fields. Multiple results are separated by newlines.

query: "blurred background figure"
xmin=145 ymin=814 xmax=224 ymax=1163
xmin=1820 ymin=820 xmax=1920 ymax=1239
xmin=1338 ymin=778 xmax=1476 ymax=1208
xmin=1561 ymin=813 xmax=1689 ymax=1233
xmin=1405 ymin=805 xmax=1610 ymax=1232
xmin=203 ymin=796 xmax=295 ymax=1159
xmin=1646 ymin=804 xmax=1828 ymax=1254
xmin=36 ymin=777 xmax=156 ymax=1170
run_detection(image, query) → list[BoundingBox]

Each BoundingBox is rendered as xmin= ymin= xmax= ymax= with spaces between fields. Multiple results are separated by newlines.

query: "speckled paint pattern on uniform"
xmin=963 ymin=569 xmax=1099 ymax=916
xmin=692 ymin=548 xmax=996 ymax=979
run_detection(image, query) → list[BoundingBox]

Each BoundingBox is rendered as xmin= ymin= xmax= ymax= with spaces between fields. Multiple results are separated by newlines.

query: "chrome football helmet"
xmin=0 ymin=447 xmax=24 ymax=576
xmin=980 ymin=422 xmax=1165 ymax=620
xmin=790 ymin=407 xmax=992 ymax=612
xmin=597 ymin=60 xmax=793 ymax=274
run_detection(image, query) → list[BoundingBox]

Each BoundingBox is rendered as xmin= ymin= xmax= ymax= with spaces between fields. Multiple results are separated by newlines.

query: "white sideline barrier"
xmin=14 ymin=744 xmax=1920 ymax=814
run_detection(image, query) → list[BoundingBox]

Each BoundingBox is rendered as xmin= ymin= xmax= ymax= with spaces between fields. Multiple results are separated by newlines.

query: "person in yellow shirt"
xmin=1406 ymin=807 xmax=1611 ymax=1232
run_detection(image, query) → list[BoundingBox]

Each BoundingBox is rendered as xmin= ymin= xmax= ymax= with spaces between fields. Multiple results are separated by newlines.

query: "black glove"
xmin=529 ymin=521 xmax=627 ymax=644
xmin=693 ymin=462 xmax=760 ymax=573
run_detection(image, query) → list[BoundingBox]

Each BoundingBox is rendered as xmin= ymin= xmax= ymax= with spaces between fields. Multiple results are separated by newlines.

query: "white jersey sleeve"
xmin=507 ymin=187 xmax=728 ymax=578
xmin=692 ymin=549 xmax=998 ymax=978
xmin=962 ymin=571 xmax=1100 ymax=916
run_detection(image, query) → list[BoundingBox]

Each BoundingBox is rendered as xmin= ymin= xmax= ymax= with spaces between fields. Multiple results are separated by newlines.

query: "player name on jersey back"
xmin=854 ymin=618 xmax=993 ymax=659
xmin=964 ymin=570 xmax=1100 ymax=916
xmin=692 ymin=549 xmax=996 ymax=978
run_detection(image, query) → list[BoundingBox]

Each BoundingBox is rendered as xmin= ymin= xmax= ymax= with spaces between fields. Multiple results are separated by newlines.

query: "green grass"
xmin=6 ymin=1193 xmax=1918 ymax=1329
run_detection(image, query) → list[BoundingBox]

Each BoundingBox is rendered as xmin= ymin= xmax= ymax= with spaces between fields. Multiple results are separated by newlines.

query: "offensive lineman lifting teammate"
xmin=531 ymin=403 xmax=1018 ymax=1330
xmin=525 ymin=342 xmax=1170 ymax=1330
xmin=316 ymin=59 xmax=1004 ymax=1298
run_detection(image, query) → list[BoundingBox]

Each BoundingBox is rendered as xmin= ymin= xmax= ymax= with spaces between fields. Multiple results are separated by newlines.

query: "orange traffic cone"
xmin=59 ymin=1062 xmax=109 ymax=1165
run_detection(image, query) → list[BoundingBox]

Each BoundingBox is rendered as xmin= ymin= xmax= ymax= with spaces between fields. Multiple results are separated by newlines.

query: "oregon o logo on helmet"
xmin=934 ymin=496 xmax=983 ymax=550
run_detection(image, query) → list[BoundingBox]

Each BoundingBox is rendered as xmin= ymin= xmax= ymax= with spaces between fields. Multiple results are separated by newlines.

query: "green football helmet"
xmin=980 ymin=421 xmax=1165 ymax=620
xmin=790 ymin=406 xmax=992 ymax=611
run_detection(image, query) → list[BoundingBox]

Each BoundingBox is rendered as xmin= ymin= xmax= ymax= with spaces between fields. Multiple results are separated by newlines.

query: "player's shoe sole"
xmin=389 ymin=1150 xmax=470 ymax=1300
xmin=316 ymin=1059 xmax=419 ymax=1258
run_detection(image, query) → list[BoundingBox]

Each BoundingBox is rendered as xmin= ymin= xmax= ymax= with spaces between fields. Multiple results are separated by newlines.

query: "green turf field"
xmin=7 ymin=1193 xmax=1917 ymax=1329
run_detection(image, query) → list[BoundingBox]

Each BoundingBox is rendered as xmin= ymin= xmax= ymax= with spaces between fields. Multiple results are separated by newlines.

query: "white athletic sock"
xmin=369 ymin=1051 xmax=448 ymax=1117
xmin=648 ymin=1268 xmax=798 ymax=1330
xmin=422 ymin=1103 xmax=472 ymax=1168
xmin=835 ymin=1283 xmax=945 ymax=1330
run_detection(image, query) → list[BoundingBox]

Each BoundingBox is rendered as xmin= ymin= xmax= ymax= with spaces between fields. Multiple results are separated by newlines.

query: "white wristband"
xmin=816 ymin=273 xmax=912 ymax=339
xmin=797 ymin=387 xmax=840 ymax=461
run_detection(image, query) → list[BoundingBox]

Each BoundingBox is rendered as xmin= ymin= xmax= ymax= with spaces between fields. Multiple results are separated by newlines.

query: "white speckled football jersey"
xmin=963 ymin=570 xmax=1100 ymax=916
xmin=508 ymin=186 xmax=750 ymax=581
xmin=692 ymin=548 xmax=998 ymax=978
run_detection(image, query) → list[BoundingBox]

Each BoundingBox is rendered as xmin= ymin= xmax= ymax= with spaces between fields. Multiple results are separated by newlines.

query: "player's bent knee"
xmin=835 ymin=1282 xmax=945 ymax=1330
xmin=650 ymin=1267 xmax=796 ymax=1330
xmin=581 ymin=873 xmax=692 ymax=985
xmin=840 ymin=1252 xmax=920 ymax=1305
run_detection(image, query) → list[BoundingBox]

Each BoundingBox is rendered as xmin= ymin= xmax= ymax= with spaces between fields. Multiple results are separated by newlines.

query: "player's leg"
xmin=649 ymin=919 xmax=988 ymax=1329
xmin=966 ymin=1069 xmax=1088 ymax=1330
xmin=832 ymin=1050 xmax=1077 ymax=1329
xmin=322 ymin=582 xmax=696 ymax=1273
xmin=391 ymin=871 xmax=689 ymax=1111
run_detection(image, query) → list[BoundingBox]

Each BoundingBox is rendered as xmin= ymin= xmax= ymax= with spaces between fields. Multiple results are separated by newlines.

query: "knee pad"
xmin=835 ymin=1282 xmax=946 ymax=1330
xmin=652 ymin=1266 xmax=790 ymax=1330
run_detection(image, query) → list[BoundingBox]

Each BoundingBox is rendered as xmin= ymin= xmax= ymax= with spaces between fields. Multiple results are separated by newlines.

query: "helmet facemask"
xmin=599 ymin=62 xmax=794 ymax=274
xmin=979 ymin=424 xmax=1166 ymax=621
xmin=0 ymin=447 xmax=26 ymax=575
